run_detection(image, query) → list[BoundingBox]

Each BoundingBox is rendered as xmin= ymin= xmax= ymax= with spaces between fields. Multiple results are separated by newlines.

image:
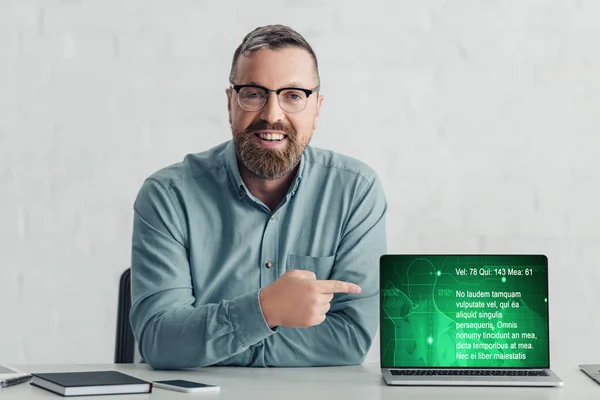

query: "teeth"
xmin=258 ymin=133 xmax=284 ymax=141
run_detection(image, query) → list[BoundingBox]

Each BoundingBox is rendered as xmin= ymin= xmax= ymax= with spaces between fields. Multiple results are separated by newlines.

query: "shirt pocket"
xmin=286 ymin=253 xmax=336 ymax=281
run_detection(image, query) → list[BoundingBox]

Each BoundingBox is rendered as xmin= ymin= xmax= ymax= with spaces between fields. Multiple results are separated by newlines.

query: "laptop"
xmin=0 ymin=365 xmax=31 ymax=387
xmin=379 ymin=254 xmax=563 ymax=386
xmin=579 ymin=364 xmax=600 ymax=385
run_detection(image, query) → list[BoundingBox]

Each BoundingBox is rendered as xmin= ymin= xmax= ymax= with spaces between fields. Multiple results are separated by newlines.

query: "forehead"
xmin=234 ymin=47 xmax=317 ymax=88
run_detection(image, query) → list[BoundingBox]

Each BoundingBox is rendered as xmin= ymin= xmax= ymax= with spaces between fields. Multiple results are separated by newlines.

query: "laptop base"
xmin=382 ymin=369 xmax=563 ymax=387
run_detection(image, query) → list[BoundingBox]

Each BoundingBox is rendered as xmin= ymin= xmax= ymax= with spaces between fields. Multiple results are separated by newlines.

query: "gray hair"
xmin=229 ymin=25 xmax=319 ymax=86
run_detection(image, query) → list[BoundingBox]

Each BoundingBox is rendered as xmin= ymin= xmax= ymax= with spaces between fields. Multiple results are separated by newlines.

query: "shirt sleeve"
xmin=262 ymin=172 xmax=388 ymax=366
xmin=129 ymin=178 xmax=276 ymax=369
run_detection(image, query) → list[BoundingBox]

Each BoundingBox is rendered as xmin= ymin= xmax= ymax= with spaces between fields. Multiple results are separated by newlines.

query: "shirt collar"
xmin=224 ymin=140 xmax=306 ymax=201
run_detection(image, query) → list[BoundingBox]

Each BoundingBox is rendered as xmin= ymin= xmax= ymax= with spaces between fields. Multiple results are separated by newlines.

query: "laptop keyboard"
xmin=390 ymin=369 xmax=549 ymax=377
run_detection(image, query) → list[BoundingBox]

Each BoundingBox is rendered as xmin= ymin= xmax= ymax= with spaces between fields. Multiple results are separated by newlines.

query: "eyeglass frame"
xmin=229 ymin=82 xmax=320 ymax=114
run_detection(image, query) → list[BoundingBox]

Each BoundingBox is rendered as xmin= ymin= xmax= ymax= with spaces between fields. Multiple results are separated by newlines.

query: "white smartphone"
xmin=152 ymin=379 xmax=220 ymax=393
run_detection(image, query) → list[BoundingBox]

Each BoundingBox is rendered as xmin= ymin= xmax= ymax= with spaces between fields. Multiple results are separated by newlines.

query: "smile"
xmin=255 ymin=132 xmax=286 ymax=141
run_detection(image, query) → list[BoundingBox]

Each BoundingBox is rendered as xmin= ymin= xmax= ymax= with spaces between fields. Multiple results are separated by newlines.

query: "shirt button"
xmin=238 ymin=191 xmax=244 ymax=196
xmin=270 ymin=215 xmax=275 ymax=220
xmin=265 ymin=262 xmax=272 ymax=269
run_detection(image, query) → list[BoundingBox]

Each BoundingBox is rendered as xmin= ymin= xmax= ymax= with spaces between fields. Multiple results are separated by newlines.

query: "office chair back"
xmin=115 ymin=268 xmax=143 ymax=363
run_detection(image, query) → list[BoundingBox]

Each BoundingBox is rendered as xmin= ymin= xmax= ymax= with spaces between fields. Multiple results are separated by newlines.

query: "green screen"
xmin=380 ymin=255 xmax=549 ymax=368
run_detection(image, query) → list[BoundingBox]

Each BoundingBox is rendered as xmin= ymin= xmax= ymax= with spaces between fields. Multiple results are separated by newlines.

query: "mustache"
xmin=244 ymin=121 xmax=295 ymax=136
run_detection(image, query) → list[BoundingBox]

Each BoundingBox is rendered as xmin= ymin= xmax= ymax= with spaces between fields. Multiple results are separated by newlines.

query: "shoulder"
xmin=141 ymin=141 xmax=230 ymax=192
xmin=303 ymin=145 xmax=379 ymax=187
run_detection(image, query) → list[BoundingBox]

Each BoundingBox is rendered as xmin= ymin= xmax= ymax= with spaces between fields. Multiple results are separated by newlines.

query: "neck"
xmin=238 ymin=161 xmax=298 ymax=211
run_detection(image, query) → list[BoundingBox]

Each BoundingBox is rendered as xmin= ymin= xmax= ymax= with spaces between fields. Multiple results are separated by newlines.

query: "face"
xmin=227 ymin=47 xmax=323 ymax=180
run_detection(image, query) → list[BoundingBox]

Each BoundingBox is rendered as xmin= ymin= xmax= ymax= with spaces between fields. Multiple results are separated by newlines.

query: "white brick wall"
xmin=1 ymin=0 xmax=599 ymax=367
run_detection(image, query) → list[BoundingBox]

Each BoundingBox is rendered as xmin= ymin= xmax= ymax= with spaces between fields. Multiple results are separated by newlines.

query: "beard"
xmin=232 ymin=120 xmax=309 ymax=180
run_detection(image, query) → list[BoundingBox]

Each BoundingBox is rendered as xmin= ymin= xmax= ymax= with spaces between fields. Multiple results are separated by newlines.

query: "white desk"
xmin=1 ymin=362 xmax=598 ymax=399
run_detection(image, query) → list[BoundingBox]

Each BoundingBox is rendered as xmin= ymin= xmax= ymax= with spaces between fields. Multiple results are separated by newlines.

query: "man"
xmin=129 ymin=24 xmax=387 ymax=369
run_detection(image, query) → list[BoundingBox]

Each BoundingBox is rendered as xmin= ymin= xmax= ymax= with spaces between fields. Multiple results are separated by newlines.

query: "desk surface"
xmin=1 ymin=362 xmax=598 ymax=399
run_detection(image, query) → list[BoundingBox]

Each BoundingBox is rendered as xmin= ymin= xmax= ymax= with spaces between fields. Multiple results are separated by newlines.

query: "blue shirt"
xmin=130 ymin=140 xmax=387 ymax=368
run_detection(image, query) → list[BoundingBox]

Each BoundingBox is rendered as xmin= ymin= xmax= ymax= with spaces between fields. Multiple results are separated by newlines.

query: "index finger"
xmin=317 ymin=280 xmax=361 ymax=294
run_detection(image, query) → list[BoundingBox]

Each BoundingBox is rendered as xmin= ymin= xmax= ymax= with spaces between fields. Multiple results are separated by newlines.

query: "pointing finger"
xmin=317 ymin=280 xmax=361 ymax=294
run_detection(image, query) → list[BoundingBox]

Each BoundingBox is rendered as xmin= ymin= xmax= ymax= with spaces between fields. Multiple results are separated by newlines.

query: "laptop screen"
xmin=380 ymin=255 xmax=550 ymax=369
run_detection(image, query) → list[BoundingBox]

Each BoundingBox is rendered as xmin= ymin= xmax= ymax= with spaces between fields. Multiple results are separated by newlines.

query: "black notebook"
xmin=30 ymin=370 xmax=152 ymax=397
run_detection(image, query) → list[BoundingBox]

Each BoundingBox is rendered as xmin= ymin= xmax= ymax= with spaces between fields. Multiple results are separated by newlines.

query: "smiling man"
xmin=129 ymin=25 xmax=387 ymax=369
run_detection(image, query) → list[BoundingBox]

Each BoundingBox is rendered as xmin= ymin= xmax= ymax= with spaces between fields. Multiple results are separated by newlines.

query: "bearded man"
xmin=129 ymin=24 xmax=387 ymax=369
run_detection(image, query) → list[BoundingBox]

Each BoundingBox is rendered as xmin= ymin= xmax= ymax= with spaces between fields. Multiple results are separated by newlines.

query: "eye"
xmin=242 ymin=91 xmax=264 ymax=99
xmin=282 ymin=90 xmax=305 ymax=101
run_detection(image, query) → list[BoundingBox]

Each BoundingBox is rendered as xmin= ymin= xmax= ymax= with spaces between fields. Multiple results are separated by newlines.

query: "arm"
xmin=129 ymin=178 xmax=275 ymax=369
xmin=263 ymin=174 xmax=387 ymax=366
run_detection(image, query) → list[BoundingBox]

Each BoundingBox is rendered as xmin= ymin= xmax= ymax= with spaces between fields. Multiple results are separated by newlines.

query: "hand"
xmin=258 ymin=269 xmax=361 ymax=329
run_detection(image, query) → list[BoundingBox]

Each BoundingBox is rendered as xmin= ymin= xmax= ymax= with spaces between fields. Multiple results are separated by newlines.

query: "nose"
xmin=259 ymin=92 xmax=285 ymax=124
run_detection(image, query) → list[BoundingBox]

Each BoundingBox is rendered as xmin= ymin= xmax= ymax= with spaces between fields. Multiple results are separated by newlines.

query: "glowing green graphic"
xmin=380 ymin=255 xmax=549 ymax=368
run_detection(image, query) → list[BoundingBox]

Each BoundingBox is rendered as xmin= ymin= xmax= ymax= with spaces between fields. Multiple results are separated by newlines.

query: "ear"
xmin=226 ymin=88 xmax=233 ymax=125
xmin=313 ymin=94 xmax=324 ymax=130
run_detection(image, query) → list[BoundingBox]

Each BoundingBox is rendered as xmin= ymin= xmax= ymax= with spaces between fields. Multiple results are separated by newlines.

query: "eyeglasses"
xmin=230 ymin=83 xmax=319 ymax=114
